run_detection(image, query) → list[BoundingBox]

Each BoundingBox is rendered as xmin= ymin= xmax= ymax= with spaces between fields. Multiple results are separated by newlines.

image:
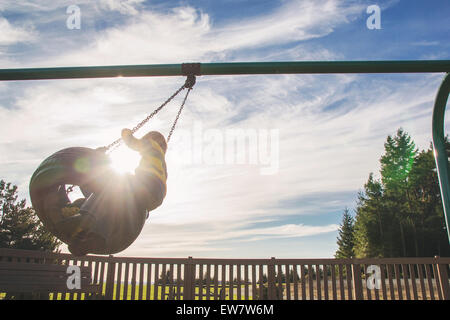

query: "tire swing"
xmin=29 ymin=75 xmax=196 ymax=256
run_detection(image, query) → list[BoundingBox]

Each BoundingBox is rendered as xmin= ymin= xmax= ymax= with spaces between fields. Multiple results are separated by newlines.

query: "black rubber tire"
xmin=29 ymin=147 xmax=110 ymax=242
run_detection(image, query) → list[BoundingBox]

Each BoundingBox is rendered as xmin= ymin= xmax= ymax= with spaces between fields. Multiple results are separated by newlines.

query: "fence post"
xmin=105 ymin=255 xmax=116 ymax=300
xmin=184 ymin=257 xmax=195 ymax=300
xmin=435 ymin=256 xmax=450 ymax=300
xmin=268 ymin=257 xmax=277 ymax=300
xmin=352 ymin=263 xmax=364 ymax=300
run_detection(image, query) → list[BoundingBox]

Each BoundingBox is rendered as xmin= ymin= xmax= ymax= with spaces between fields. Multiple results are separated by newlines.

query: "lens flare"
xmin=109 ymin=145 xmax=141 ymax=174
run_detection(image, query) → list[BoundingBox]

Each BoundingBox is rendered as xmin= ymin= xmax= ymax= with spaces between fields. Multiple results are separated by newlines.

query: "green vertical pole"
xmin=432 ymin=73 xmax=450 ymax=243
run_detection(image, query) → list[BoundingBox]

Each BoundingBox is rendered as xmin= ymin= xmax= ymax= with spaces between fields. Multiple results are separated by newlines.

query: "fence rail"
xmin=0 ymin=248 xmax=449 ymax=300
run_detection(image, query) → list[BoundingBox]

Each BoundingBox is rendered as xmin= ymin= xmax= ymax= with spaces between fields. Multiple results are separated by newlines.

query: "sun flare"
xmin=108 ymin=145 xmax=141 ymax=174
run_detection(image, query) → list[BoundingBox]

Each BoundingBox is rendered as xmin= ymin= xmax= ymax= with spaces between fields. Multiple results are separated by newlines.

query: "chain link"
xmin=102 ymin=76 xmax=195 ymax=153
xmin=167 ymin=87 xmax=192 ymax=143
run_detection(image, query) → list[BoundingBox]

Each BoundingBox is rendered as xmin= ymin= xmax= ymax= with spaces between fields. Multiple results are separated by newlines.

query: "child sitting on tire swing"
xmin=65 ymin=129 xmax=168 ymax=256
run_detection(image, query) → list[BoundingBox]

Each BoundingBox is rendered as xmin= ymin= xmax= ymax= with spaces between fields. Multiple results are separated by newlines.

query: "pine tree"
xmin=380 ymin=128 xmax=417 ymax=189
xmin=353 ymin=129 xmax=450 ymax=258
xmin=335 ymin=208 xmax=355 ymax=259
xmin=353 ymin=174 xmax=388 ymax=258
xmin=380 ymin=128 xmax=417 ymax=256
xmin=0 ymin=180 xmax=60 ymax=251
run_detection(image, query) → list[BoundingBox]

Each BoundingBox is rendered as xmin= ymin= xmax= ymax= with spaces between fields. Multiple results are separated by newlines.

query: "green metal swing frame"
xmin=1 ymin=60 xmax=449 ymax=242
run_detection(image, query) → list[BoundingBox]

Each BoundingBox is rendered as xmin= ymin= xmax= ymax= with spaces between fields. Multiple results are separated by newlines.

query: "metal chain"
xmin=167 ymin=87 xmax=192 ymax=143
xmin=102 ymin=75 xmax=195 ymax=153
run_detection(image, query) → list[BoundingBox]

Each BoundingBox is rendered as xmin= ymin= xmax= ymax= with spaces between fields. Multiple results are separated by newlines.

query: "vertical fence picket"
xmin=308 ymin=264 xmax=314 ymax=300
xmin=198 ymin=264 xmax=203 ymax=300
xmin=177 ymin=264 xmax=182 ymax=300
xmin=183 ymin=259 xmax=193 ymax=300
xmin=153 ymin=263 xmax=159 ymax=300
xmin=222 ymin=264 xmax=227 ymax=300
xmin=276 ymin=264 xmax=283 ymax=300
xmin=130 ymin=263 xmax=137 ymax=300
xmin=213 ymin=264 xmax=219 ymax=300
xmin=116 ymin=262 xmax=123 ymax=300
xmin=323 ymin=265 xmax=328 ymax=300
xmin=365 ymin=265 xmax=372 ymax=300
xmin=161 ymin=264 xmax=167 ymax=300
xmin=244 ymin=265 xmax=249 ymax=300
xmin=293 ymin=265 xmax=299 ymax=300
xmin=206 ymin=264 xmax=211 ymax=300
xmin=139 ymin=263 xmax=145 ymax=300
xmin=338 ymin=264 xmax=345 ymax=300
xmin=285 ymin=264 xmax=291 ymax=300
xmin=300 ymin=265 xmax=306 ymax=300
xmin=105 ymin=258 xmax=116 ymax=300
xmin=237 ymin=264 xmax=241 ymax=300
xmin=259 ymin=265 xmax=264 ymax=300
xmin=345 ymin=264 xmax=353 ymax=300
xmin=316 ymin=264 xmax=321 ymax=300
xmin=352 ymin=264 xmax=363 ymax=300
xmin=379 ymin=264 xmax=387 ymax=300
xmin=409 ymin=264 xmax=418 ymax=300
xmin=215 ymin=265 xmax=220 ymax=300
xmin=251 ymin=265 xmax=256 ymax=300
xmin=146 ymin=263 xmax=152 ymax=300
xmin=402 ymin=264 xmax=411 ymax=300
xmin=229 ymin=264 xmax=234 ymax=300
xmin=424 ymin=264 xmax=435 ymax=300
xmin=124 ymin=263 xmax=130 ymax=300
xmin=268 ymin=259 xmax=276 ymax=300
xmin=417 ymin=264 xmax=427 ymax=299
xmin=394 ymin=264 xmax=403 ymax=300
xmin=387 ymin=264 xmax=395 ymax=300
xmin=168 ymin=264 xmax=174 ymax=300
xmin=331 ymin=264 xmax=337 ymax=300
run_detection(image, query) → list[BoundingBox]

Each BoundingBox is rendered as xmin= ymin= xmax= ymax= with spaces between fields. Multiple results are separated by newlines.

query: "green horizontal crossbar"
xmin=0 ymin=60 xmax=449 ymax=81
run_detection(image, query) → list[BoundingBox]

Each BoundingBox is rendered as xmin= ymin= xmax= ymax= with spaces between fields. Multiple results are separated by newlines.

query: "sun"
xmin=108 ymin=145 xmax=141 ymax=174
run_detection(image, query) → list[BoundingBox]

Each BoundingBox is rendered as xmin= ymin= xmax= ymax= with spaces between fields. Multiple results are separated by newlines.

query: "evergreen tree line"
xmin=0 ymin=180 xmax=60 ymax=251
xmin=336 ymin=128 xmax=450 ymax=258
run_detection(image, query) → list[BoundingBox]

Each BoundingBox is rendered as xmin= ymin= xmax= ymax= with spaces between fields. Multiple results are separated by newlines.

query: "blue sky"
xmin=0 ymin=0 xmax=449 ymax=258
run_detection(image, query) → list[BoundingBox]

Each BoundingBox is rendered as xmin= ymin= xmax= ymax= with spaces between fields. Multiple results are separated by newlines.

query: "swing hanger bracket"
xmin=181 ymin=63 xmax=201 ymax=76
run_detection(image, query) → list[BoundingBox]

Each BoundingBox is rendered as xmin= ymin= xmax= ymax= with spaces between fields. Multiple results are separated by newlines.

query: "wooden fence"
xmin=1 ymin=248 xmax=449 ymax=300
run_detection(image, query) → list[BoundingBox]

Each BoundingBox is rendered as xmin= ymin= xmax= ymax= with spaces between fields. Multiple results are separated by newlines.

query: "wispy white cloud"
xmin=1 ymin=0 xmax=366 ymax=66
xmin=0 ymin=17 xmax=37 ymax=45
xmin=99 ymin=0 xmax=145 ymax=15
